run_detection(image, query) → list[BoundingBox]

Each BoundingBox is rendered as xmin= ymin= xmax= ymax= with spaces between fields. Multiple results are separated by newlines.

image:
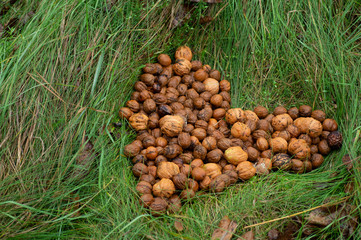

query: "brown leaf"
xmin=70 ymin=137 xmax=95 ymax=179
xmin=237 ymin=230 xmax=254 ymax=240
xmin=342 ymin=154 xmax=353 ymax=171
xmin=211 ymin=216 xmax=238 ymax=240
xmin=307 ymin=209 xmax=334 ymax=227
xmin=200 ymin=16 xmax=213 ymax=24
xmin=267 ymin=229 xmax=280 ymax=240
xmin=174 ymin=220 xmax=184 ymax=232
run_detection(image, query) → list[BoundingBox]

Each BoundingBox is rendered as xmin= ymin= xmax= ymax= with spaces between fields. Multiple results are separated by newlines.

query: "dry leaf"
xmin=70 ymin=137 xmax=95 ymax=179
xmin=342 ymin=154 xmax=353 ymax=171
xmin=237 ymin=230 xmax=254 ymax=240
xmin=307 ymin=209 xmax=334 ymax=226
xmin=200 ymin=16 xmax=213 ymax=24
xmin=211 ymin=216 xmax=238 ymax=240
xmin=267 ymin=229 xmax=280 ymax=240
xmin=174 ymin=220 xmax=184 ymax=232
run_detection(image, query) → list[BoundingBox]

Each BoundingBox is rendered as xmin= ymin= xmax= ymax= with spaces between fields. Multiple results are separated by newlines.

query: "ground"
xmin=0 ymin=0 xmax=360 ymax=239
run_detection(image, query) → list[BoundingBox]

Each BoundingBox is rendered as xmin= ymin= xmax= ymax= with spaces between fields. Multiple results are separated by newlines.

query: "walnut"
xmin=286 ymin=124 xmax=301 ymax=138
xmin=213 ymin=108 xmax=226 ymax=120
xmin=323 ymin=119 xmax=338 ymax=131
xmin=247 ymin=147 xmax=260 ymax=162
xmin=179 ymin=152 xmax=194 ymax=164
xmin=172 ymin=173 xmax=187 ymax=189
xmin=291 ymin=159 xmax=304 ymax=173
xmin=273 ymin=106 xmax=288 ymax=115
xmin=318 ymin=139 xmax=331 ymax=155
xmin=269 ymin=137 xmax=288 ymax=153
xmin=155 ymin=137 xmax=168 ymax=148
xmin=287 ymin=107 xmax=299 ymax=119
xmin=173 ymin=58 xmax=192 ymax=76
xmin=192 ymin=82 xmax=205 ymax=93
xmin=311 ymin=153 xmax=324 ymax=168
xmin=252 ymin=130 xmax=269 ymax=140
xmin=132 ymin=163 xmax=149 ymax=177
xmin=271 ymin=114 xmax=293 ymax=131
xmin=180 ymin=189 xmax=195 ymax=200
xmin=168 ymin=76 xmax=182 ymax=88
xmin=207 ymin=149 xmax=223 ymax=163
xmin=294 ymin=117 xmax=322 ymax=138
xmin=236 ymin=161 xmax=256 ymax=180
xmin=256 ymin=137 xmax=269 ymax=151
xmin=140 ymin=73 xmax=155 ymax=86
xmin=209 ymin=174 xmax=231 ymax=192
xmin=164 ymin=144 xmax=183 ymax=158
xmin=224 ymin=146 xmax=248 ymax=165
xmin=191 ymin=60 xmax=203 ymax=71
xmin=299 ymin=105 xmax=312 ymax=117
xmin=203 ymin=163 xmax=222 ymax=179
xmin=272 ymin=130 xmax=291 ymax=141
xmin=217 ymin=138 xmax=232 ymax=151
xmin=231 ymin=122 xmax=251 ymax=141
xmin=191 ymin=167 xmax=206 ymax=181
xmin=157 ymin=161 xmax=180 ymax=179
xmin=254 ymin=106 xmax=269 ymax=118
xmin=167 ymin=194 xmax=182 ymax=213
xmin=124 ymin=143 xmax=141 ymax=157
xmin=142 ymin=135 xmax=156 ymax=148
xmin=119 ymin=107 xmax=133 ymax=120
xmin=158 ymin=54 xmax=172 ymax=66
xmin=327 ymin=131 xmax=343 ymax=149
xmin=255 ymin=158 xmax=272 ymax=175
xmin=311 ymin=110 xmax=326 ymax=122
xmin=288 ymin=138 xmax=311 ymax=159
xmin=223 ymin=170 xmax=238 ymax=184
xmin=180 ymin=164 xmax=191 ymax=176
xmin=149 ymin=197 xmax=168 ymax=215
xmin=257 ymin=119 xmax=273 ymax=133
xmin=272 ymin=153 xmax=292 ymax=170
xmin=199 ymin=176 xmax=212 ymax=190
xmin=126 ymin=100 xmax=140 ymax=112
xmin=139 ymin=174 xmax=156 ymax=185
xmin=175 ymin=46 xmax=192 ymax=61
xmin=193 ymin=145 xmax=207 ymax=160
xmin=245 ymin=110 xmax=259 ymax=124
xmin=197 ymin=108 xmax=213 ymax=122
xmin=152 ymin=178 xmax=175 ymax=198
xmin=178 ymin=132 xmax=191 ymax=149
xmin=299 ymin=134 xmax=312 ymax=146
xmin=140 ymin=194 xmax=154 ymax=208
xmin=159 ymin=115 xmax=184 ymax=137
xmin=225 ymin=108 xmax=246 ymax=124
xmin=129 ymin=113 xmax=149 ymax=131
xmin=194 ymin=69 xmax=208 ymax=82
xmin=190 ymin=159 xmax=204 ymax=169
xmin=136 ymin=181 xmax=152 ymax=195
xmin=146 ymin=146 xmax=158 ymax=160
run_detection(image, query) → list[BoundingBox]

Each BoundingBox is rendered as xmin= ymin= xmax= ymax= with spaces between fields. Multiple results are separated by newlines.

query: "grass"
xmin=1 ymin=0 xmax=360 ymax=239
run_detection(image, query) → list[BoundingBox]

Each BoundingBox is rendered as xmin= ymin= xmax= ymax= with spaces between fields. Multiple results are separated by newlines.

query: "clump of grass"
xmin=1 ymin=0 xmax=360 ymax=239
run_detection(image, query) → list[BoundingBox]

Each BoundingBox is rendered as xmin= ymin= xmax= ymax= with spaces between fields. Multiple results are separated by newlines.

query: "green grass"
xmin=1 ymin=0 xmax=360 ymax=239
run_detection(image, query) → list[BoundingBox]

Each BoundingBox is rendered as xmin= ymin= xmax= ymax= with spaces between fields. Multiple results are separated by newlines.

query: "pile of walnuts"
xmin=119 ymin=46 xmax=343 ymax=215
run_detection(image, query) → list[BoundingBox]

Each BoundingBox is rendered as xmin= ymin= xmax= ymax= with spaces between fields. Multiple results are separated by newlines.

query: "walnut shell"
xmin=202 ymin=136 xmax=217 ymax=151
xmin=173 ymin=58 xmax=192 ymax=76
xmin=150 ymin=197 xmax=168 ymax=215
xmin=225 ymin=108 xmax=246 ymax=124
xmin=119 ymin=107 xmax=133 ymax=120
xmin=179 ymin=189 xmax=195 ymax=200
xmin=294 ymin=117 xmax=322 ymax=138
xmin=252 ymin=130 xmax=269 ymax=140
xmin=219 ymin=79 xmax=231 ymax=91
xmin=256 ymin=137 xmax=269 ymax=151
xmin=207 ymin=149 xmax=223 ymax=163
xmin=273 ymin=106 xmax=288 ymax=115
xmin=299 ymin=105 xmax=312 ymax=117
xmin=269 ymin=137 xmax=288 ymax=153
xmin=327 ymin=131 xmax=343 ymax=149
xmin=164 ymin=144 xmax=183 ymax=158
xmin=158 ymin=54 xmax=172 ymax=66
xmin=173 ymin=173 xmax=187 ymax=189
xmin=140 ymin=73 xmax=155 ymax=86
xmin=197 ymin=108 xmax=213 ymax=122
xmin=140 ymin=194 xmax=154 ymax=208
xmin=236 ymin=161 xmax=256 ymax=180
xmin=193 ymin=145 xmax=207 ymax=160
xmin=231 ymin=122 xmax=251 ymax=141
xmin=140 ymin=174 xmax=156 ymax=185
xmin=132 ymin=163 xmax=149 ymax=177
xmin=291 ymin=159 xmax=304 ymax=173
xmin=245 ymin=110 xmax=259 ymax=123
xmin=213 ymin=108 xmax=226 ymax=120
xmin=136 ymin=181 xmax=152 ymax=195
xmin=204 ymin=78 xmax=220 ymax=95
xmin=129 ymin=113 xmax=149 ymax=131
xmin=124 ymin=143 xmax=141 ymax=157
xmin=272 ymin=153 xmax=292 ymax=170
xmin=192 ymin=128 xmax=207 ymax=141
xmin=271 ymin=114 xmax=293 ymax=131
xmin=286 ymin=124 xmax=301 ymax=138
xmin=146 ymin=146 xmax=158 ymax=160
xmin=311 ymin=110 xmax=326 ymax=122
xmin=199 ymin=176 xmax=212 ymax=190
xmin=178 ymin=132 xmax=191 ymax=149
xmin=209 ymin=174 xmax=231 ymax=192
xmin=255 ymin=158 xmax=272 ymax=175
xmin=192 ymin=167 xmax=206 ymax=181
xmin=175 ymin=46 xmax=192 ymax=61
xmin=126 ymin=100 xmax=140 ymax=112
xmin=224 ymin=146 xmax=248 ymax=165
xmin=217 ymin=138 xmax=232 ymax=151
xmin=191 ymin=60 xmax=203 ymax=71
xmin=288 ymin=138 xmax=311 ymax=159
xmin=318 ymin=139 xmax=331 ymax=155
xmin=247 ymin=147 xmax=260 ymax=162
xmin=311 ymin=153 xmax=324 ymax=168
xmin=323 ymin=119 xmax=338 ymax=131
xmin=254 ymin=106 xmax=269 ymax=119
xmin=159 ymin=115 xmax=184 ymax=137
xmin=203 ymin=163 xmax=222 ymax=179
xmin=288 ymin=107 xmax=299 ymax=119
xmin=157 ymin=161 xmax=180 ymax=179
xmin=299 ymin=134 xmax=312 ymax=146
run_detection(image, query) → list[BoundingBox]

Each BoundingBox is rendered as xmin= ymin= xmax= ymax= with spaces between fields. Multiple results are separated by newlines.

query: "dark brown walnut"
xmin=310 ymin=145 xmax=318 ymax=154
xmin=209 ymin=70 xmax=221 ymax=80
xmin=202 ymin=136 xmax=217 ymax=151
xmin=192 ymin=81 xmax=205 ymax=93
xmin=291 ymin=159 xmax=304 ymax=173
xmin=152 ymin=128 xmax=162 ymax=138
xmin=182 ymin=75 xmax=194 ymax=87
xmin=212 ymin=130 xmax=225 ymax=140
xmin=173 ymin=173 xmax=187 ymax=189
xmin=150 ymin=197 xmax=168 ymax=215
xmin=191 ymin=60 xmax=202 ymax=71
xmin=256 ymin=137 xmax=269 ymax=151
xmin=318 ymin=139 xmax=331 ymax=155
xmin=134 ymin=81 xmax=148 ymax=92
xmin=257 ymin=119 xmax=272 ymax=133
xmin=243 ymin=141 xmax=253 ymax=148
xmin=199 ymin=176 xmax=211 ymax=190
xmin=168 ymin=76 xmax=181 ymax=88
xmin=209 ymin=174 xmax=231 ymax=193
xmin=220 ymin=101 xmax=231 ymax=111
xmin=264 ymin=113 xmax=275 ymax=123
xmin=272 ymin=153 xmax=292 ymax=170
xmin=170 ymin=102 xmax=184 ymax=111
xmin=189 ymin=136 xmax=200 ymax=149
xmin=220 ymin=91 xmax=231 ymax=102
xmin=223 ymin=165 xmax=236 ymax=172
xmin=311 ymin=153 xmax=324 ymax=168
xmin=178 ymin=96 xmax=187 ymax=104
xmin=219 ymin=159 xmax=228 ymax=168
xmin=193 ymin=97 xmax=205 ymax=109
xmin=311 ymin=110 xmax=326 ymax=122
xmin=140 ymin=174 xmax=156 ymax=185
xmin=223 ymin=170 xmax=238 ymax=184
xmin=191 ymin=167 xmax=206 ymax=181
xmin=191 ymin=128 xmax=207 ymax=141
xmin=217 ymin=138 xmax=232 ymax=151
xmin=136 ymin=131 xmax=149 ymax=141
xmin=178 ymin=132 xmax=191 ymax=149
xmin=247 ymin=147 xmax=260 ymax=162
xmin=327 ymin=131 xmax=343 ymax=149
xmin=287 ymin=124 xmax=301 ymax=138
xmin=161 ymin=65 xmax=173 ymax=78
xmin=148 ymin=116 xmax=159 ymax=129
xmin=273 ymin=106 xmax=288 ymax=115
xmin=252 ymin=129 xmax=269 ymax=140
xmin=181 ymin=164 xmax=191 ymax=176
xmin=136 ymin=181 xmax=152 ymax=195
xmin=210 ymin=94 xmax=223 ymax=107
xmin=158 ymin=75 xmax=168 ymax=87
xmin=131 ymin=91 xmax=140 ymax=101
xmin=155 ymin=155 xmax=167 ymax=166
xmin=219 ymin=126 xmax=231 ymax=137
xmin=140 ymin=194 xmax=154 ymax=208
xmin=119 ymin=107 xmax=133 ymax=120
xmin=246 ymin=119 xmax=257 ymax=132
xmin=143 ymin=63 xmax=158 ymax=74
xmin=158 ymin=54 xmax=172 ymax=66
xmin=187 ymin=113 xmax=197 ymax=124
xmin=179 ymin=152 xmax=194 ymax=164
xmin=124 ymin=143 xmax=141 ymax=157
xmin=180 ymin=189 xmax=195 ymax=200
xmin=304 ymin=160 xmax=312 ymax=172
xmin=153 ymin=93 xmax=167 ymax=105
xmin=200 ymin=91 xmax=212 ymax=102
xmin=133 ymin=139 xmax=144 ymax=149
xmin=323 ymin=119 xmax=338 ymax=131
xmin=312 ymin=137 xmax=320 ymax=145
xmin=132 ymin=154 xmax=146 ymax=164
xmin=176 ymin=86 xmax=187 ymax=97
xmin=299 ymin=134 xmax=312 ymax=146
xmin=193 ymin=145 xmax=207 ymax=160
xmin=203 ymin=64 xmax=212 ymax=73
xmin=272 ymin=130 xmax=291 ymax=141
xmin=299 ymin=105 xmax=312 ymax=117
xmin=194 ymin=69 xmax=208 ymax=82
xmin=132 ymin=163 xmax=149 ymax=177
xmin=166 ymin=93 xmax=178 ymax=103
xmin=164 ymin=144 xmax=183 ymax=158
xmin=140 ymin=73 xmax=155 ymax=86
xmin=169 ymin=138 xmax=178 ymax=145
xmin=187 ymin=178 xmax=199 ymax=192
xmin=254 ymin=106 xmax=268 ymax=118
xmin=152 ymin=83 xmax=162 ymax=93
xmin=186 ymin=88 xmax=199 ymax=100
xmin=143 ymin=99 xmax=156 ymax=113
xmin=148 ymin=166 xmax=157 ymax=178
xmin=142 ymin=135 xmax=156 ymax=148
xmin=190 ymin=159 xmax=204 ymax=169
xmin=126 ymin=100 xmax=140 ymax=112
xmin=288 ymin=107 xmax=299 ymax=119
xmin=219 ymin=80 xmax=231 ymax=92
xmin=212 ymin=108 xmax=226 ymax=120
xmin=207 ymin=149 xmax=223 ymax=163
xmin=261 ymin=149 xmax=273 ymax=159
xmin=184 ymin=124 xmax=194 ymax=133
xmin=198 ymin=108 xmax=213 ymax=122
xmin=321 ymin=131 xmax=330 ymax=140
xmin=167 ymin=195 xmax=182 ymax=213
